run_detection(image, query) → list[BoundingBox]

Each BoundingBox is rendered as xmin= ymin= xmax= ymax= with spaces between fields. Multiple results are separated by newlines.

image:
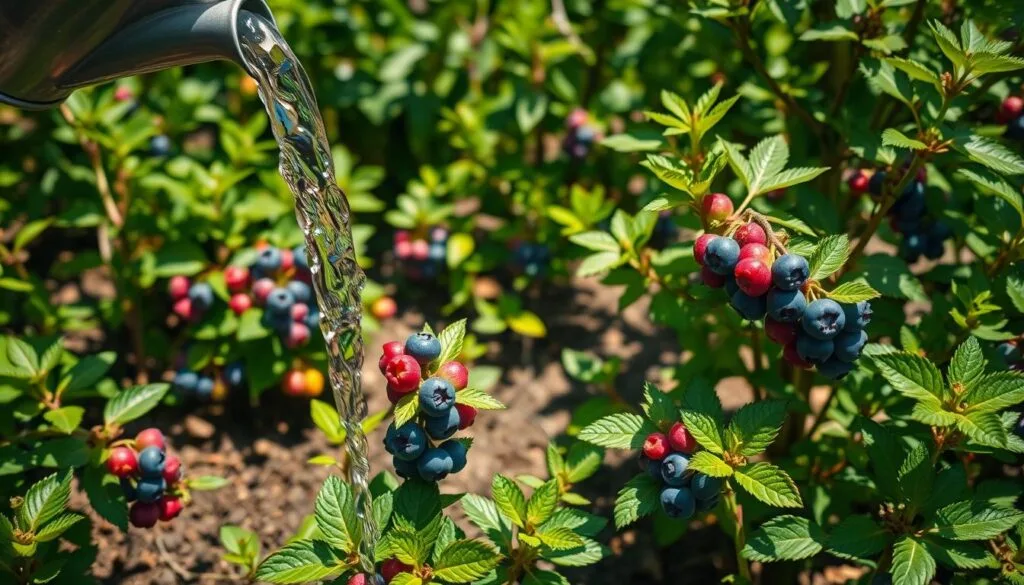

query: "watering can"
xmin=0 ymin=0 xmax=276 ymax=110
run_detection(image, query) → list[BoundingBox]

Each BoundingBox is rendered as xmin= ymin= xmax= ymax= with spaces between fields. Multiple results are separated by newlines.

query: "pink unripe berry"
xmin=765 ymin=318 xmax=798 ymax=346
xmin=168 ymin=276 xmax=190 ymax=300
xmin=114 ymin=86 xmax=134 ymax=102
xmin=394 ymin=230 xmax=410 ymax=244
xmin=700 ymin=266 xmax=726 ymax=288
xmin=395 ymin=240 xmax=412 ymax=259
xmin=642 ymin=432 xmax=670 ymax=461
xmin=224 ymin=266 xmax=250 ymax=292
xmin=229 ymin=293 xmax=252 ymax=316
xmin=701 ymin=193 xmax=733 ymax=223
xmin=172 ymin=298 xmax=193 ymax=320
xmin=998 ymin=96 xmax=1023 ymax=123
xmin=163 ymin=455 xmax=183 ymax=485
xmin=668 ymin=422 xmax=696 ymax=453
xmin=129 ymin=502 xmax=161 ymax=528
xmin=456 ymin=404 xmax=478 ymax=429
xmin=252 ymin=278 xmax=276 ymax=305
xmin=286 ymin=323 xmax=311 ymax=348
xmin=379 ymin=341 xmax=405 ymax=373
xmin=694 ymin=234 xmax=717 ymax=266
xmin=136 ymin=428 xmax=166 ymax=451
xmin=438 ymin=361 xmax=469 ymax=390
xmin=848 ymin=171 xmax=870 ymax=194
xmin=291 ymin=303 xmax=310 ymax=322
xmin=567 ymin=108 xmax=588 ymax=129
xmin=738 ymin=243 xmax=771 ymax=264
xmin=158 ymin=496 xmax=184 ymax=522
xmin=411 ymin=240 xmax=430 ymax=261
xmin=283 ymin=369 xmax=307 ymax=396
xmin=385 ymin=355 xmax=422 ymax=394
xmin=734 ymin=223 xmax=767 ymax=247
xmin=734 ymin=258 xmax=772 ymax=296
xmin=279 ymin=249 xmax=295 ymax=272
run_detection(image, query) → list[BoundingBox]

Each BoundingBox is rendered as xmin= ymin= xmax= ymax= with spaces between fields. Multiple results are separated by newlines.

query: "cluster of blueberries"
xmin=639 ymin=424 xmax=721 ymax=519
xmin=171 ymin=363 xmax=243 ymax=402
xmin=105 ymin=428 xmax=185 ymax=528
xmin=998 ymin=95 xmax=1024 ymax=141
xmin=849 ymin=167 xmax=951 ymax=262
xmin=695 ymin=223 xmax=871 ymax=380
xmin=563 ymin=108 xmax=601 ymax=160
xmin=394 ymin=228 xmax=448 ymax=280
xmin=379 ymin=332 xmax=477 ymax=482
xmin=512 ymin=241 xmax=552 ymax=279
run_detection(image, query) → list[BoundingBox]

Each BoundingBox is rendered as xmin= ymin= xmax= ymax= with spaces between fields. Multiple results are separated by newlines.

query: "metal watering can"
xmin=0 ymin=0 xmax=277 ymax=109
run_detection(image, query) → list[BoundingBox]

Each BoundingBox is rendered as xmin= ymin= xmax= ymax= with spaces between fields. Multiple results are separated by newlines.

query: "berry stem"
xmin=744 ymin=211 xmax=787 ymax=255
xmin=723 ymin=485 xmax=752 ymax=582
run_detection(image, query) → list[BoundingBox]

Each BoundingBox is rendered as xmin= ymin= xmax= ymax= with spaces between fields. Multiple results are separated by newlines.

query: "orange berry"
xmin=304 ymin=368 xmax=325 ymax=397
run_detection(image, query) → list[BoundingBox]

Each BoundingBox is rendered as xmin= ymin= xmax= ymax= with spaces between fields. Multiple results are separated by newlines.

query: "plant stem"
xmin=723 ymin=485 xmax=752 ymax=582
xmin=750 ymin=328 xmax=765 ymax=401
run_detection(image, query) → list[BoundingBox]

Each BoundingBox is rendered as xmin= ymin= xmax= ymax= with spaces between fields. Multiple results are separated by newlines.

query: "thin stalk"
xmin=724 ymin=485 xmax=752 ymax=582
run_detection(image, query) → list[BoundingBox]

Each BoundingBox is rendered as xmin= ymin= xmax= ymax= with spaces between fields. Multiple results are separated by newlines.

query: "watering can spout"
xmin=0 ymin=0 xmax=276 ymax=110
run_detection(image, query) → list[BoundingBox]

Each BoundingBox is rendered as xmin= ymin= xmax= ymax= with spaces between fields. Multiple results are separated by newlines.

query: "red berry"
xmin=642 ymin=432 xmax=670 ymax=461
xmin=734 ymin=223 xmax=767 ymax=247
xmin=279 ymin=249 xmax=295 ymax=272
xmin=252 ymin=278 xmax=275 ymax=305
xmin=378 ymin=341 xmax=406 ymax=373
xmin=114 ymin=86 xmax=134 ymax=102
xmin=567 ymin=108 xmax=589 ymax=129
xmin=136 ymin=428 xmax=165 ymax=451
xmin=668 ymin=422 xmax=696 ymax=454
xmin=385 ymin=355 xmax=422 ymax=394
xmin=286 ymin=323 xmax=311 ymax=348
xmin=129 ymin=501 xmax=161 ymax=528
xmin=998 ymin=96 xmax=1023 ymax=123
xmin=848 ymin=171 xmax=870 ymax=194
xmin=371 ymin=297 xmax=398 ymax=320
xmin=694 ymin=234 xmax=717 ymax=266
xmin=382 ymin=558 xmax=413 ymax=583
xmin=394 ymin=230 xmax=410 ymax=244
xmin=163 ymin=455 xmax=182 ymax=485
xmin=734 ymin=258 xmax=772 ymax=297
xmin=158 ymin=496 xmax=184 ymax=522
xmin=395 ymin=240 xmax=412 ymax=259
xmin=106 ymin=447 xmax=138 ymax=478
xmin=172 ymin=297 xmax=193 ymax=320
xmin=229 ymin=293 xmax=252 ymax=316
xmin=764 ymin=318 xmax=798 ymax=345
xmin=411 ymin=240 xmax=430 ymax=261
xmin=348 ymin=575 xmax=375 ymax=585
xmin=783 ymin=343 xmax=813 ymax=369
xmin=701 ymin=193 xmax=733 ymax=223
xmin=738 ymin=243 xmax=771 ymax=264
xmin=224 ymin=266 xmax=250 ymax=292
xmin=700 ymin=266 xmax=726 ymax=288
xmin=168 ymin=276 xmax=190 ymax=300
xmin=438 ymin=361 xmax=469 ymax=390
xmin=456 ymin=404 xmax=478 ymax=429
xmin=291 ymin=303 xmax=310 ymax=322
xmin=283 ymin=369 xmax=307 ymax=396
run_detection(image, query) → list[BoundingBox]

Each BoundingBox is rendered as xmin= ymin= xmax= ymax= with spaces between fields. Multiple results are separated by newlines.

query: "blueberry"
xmin=834 ymin=329 xmax=868 ymax=362
xmin=150 ymin=134 xmax=172 ymax=157
xmin=767 ymin=289 xmax=807 ymax=323
xmin=724 ymin=276 xmax=739 ymax=297
xmin=999 ymin=342 xmax=1021 ymax=364
xmin=254 ymin=248 xmax=283 ymax=274
xmin=893 ymin=181 xmax=926 ymax=220
xmin=305 ymin=309 xmax=321 ymax=330
xmin=417 ymin=447 xmax=454 ymax=481
xmin=196 ymin=376 xmax=215 ymax=400
xmin=120 ymin=478 xmax=137 ymax=502
xmin=660 ymin=487 xmax=696 ymax=519
xmin=1005 ymin=115 xmax=1024 ymax=141
xmin=929 ymin=221 xmax=952 ymax=242
xmin=136 ymin=477 xmax=166 ymax=503
xmin=138 ymin=446 xmax=166 ymax=478
xmin=262 ymin=311 xmax=292 ymax=334
xmin=576 ymin=126 xmax=597 ymax=144
xmin=697 ymin=492 xmax=720 ymax=511
xmin=393 ymin=457 xmax=418 ymax=480
xmin=842 ymin=301 xmax=872 ymax=332
xmin=173 ymin=370 xmax=199 ymax=394
xmin=224 ymin=363 xmax=245 ymax=388
xmin=801 ymin=299 xmax=846 ymax=340
xmin=641 ymin=456 xmax=662 ymax=479
xmin=385 ymin=422 xmax=428 ymax=462
xmin=868 ymin=171 xmax=886 ymax=196
xmin=691 ymin=473 xmax=723 ymax=501
xmin=730 ymin=290 xmax=767 ymax=321
xmin=188 ymin=282 xmax=215 ymax=312
xmin=704 ymin=237 xmax=741 ymax=276
xmin=405 ymin=333 xmax=442 ymax=364
xmin=924 ymin=235 xmax=945 ymax=260
xmin=661 ymin=453 xmax=691 ymax=486
xmin=425 ymin=407 xmax=461 ymax=440
xmin=419 ymin=377 xmax=456 ymax=417
xmin=428 ymin=243 xmax=446 ymax=262
xmin=796 ymin=332 xmax=834 ymax=364
xmin=293 ymin=244 xmax=309 ymax=271
xmin=771 ymin=254 xmax=810 ymax=291
xmin=900 ymin=233 xmax=926 ymax=262
xmin=286 ymin=280 xmax=312 ymax=304
xmin=266 ymin=288 xmax=296 ymax=316
xmin=892 ymin=215 xmax=922 ymax=234
xmin=441 ymin=440 xmax=468 ymax=473
xmin=818 ymin=357 xmax=856 ymax=380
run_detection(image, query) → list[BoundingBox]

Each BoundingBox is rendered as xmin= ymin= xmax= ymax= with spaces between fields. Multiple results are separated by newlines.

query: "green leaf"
xmin=600 ymin=134 xmax=662 ymax=152
xmin=389 ymin=574 xmax=423 ymax=585
xmin=393 ymin=480 xmax=441 ymax=531
xmin=897 ymin=444 xmax=933 ymax=508
xmin=882 ymin=128 xmax=927 ymax=150
xmin=373 ymin=491 xmax=393 ymax=531
xmin=393 ymin=393 xmax=418 ymax=428
xmin=188 ymin=476 xmax=229 ymax=490
xmin=734 ymin=463 xmax=803 ymax=508
xmin=948 ymin=337 xmax=986 ymax=394
xmin=433 ymin=539 xmax=502 ymax=582
xmin=891 ymin=536 xmax=936 ymax=585
xmin=82 ymin=465 xmax=127 ymax=531
xmin=314 ymin=476 xmax=359 ymax=553
xmin=22 ymin=470 xmax=72 ymax=530
xmin=455 ymin=388 xmax=505 ymax=411
xmin=34 ymin=512 xmax=84 ymax=542
xmin=613 ymin=473 xmax=660 ymax=529
xmin=757 ymin=166 xmax=830 ymax=194
xmin=43 ymin=407 xmax=84 ymax=435
xmin=576 ymin=251 xmax=624 ymax=278
xmin=506 ymin=311 xmax=547 ymax=338
xmin=827 ymin=280 xmax=881 ymax=303
xmin=827 ymin=516 xmax=891 ymax=559
xmin=883 ymin=58 xmax=940 ymax=86
xmin=310 ymin=400 xmax=344 ymax=443
xmin=931 ymin=501 xmax=1024 ymax=541
xmin=725 ymin=400 xmax=786 ymax=457
xmin=435 ymin=319 xmax=467 ymax=368
xmin=526 ymin=480 xmax=560 ymax=527
xmin=871 ymin=353 xmax=945 ymax=405
xmin=688 ymin=451 xmax=734 ymax=478
xmin=681 ymin=383 xmax=725 ymax=455
xmin=746 ymin=135 xmax=789 ymax=196
xmin=535 ymin=526 xmax=585 ymax=551
xmin=742 ymin=515 xmax=825 ymax=562
xmin=973 ymin=53 xmax=1024 ymax=74
xmin=102 ymin=383 xmax=170 ymax=425
xmin=6 ymin=338 xmax=39 ymax=375
xmin=641 ymin=382 xmax=678 ymax=428
xmin=962 ymin=371 xmax=1024 ymax=413
xmin=492 ymin=475 xmax=528 ymax=529
xmin=660 ymin=90 xmax=691 ymax=122
xmin=578 ymin=413 xmax=650 ymax=450
xmin=808 ymin=234 xmax=850 ymax=281
xmin=570 ymin=232 xmax=620 ymax=253
xmin=153 ymin=242 xmax=208 ymax=277
xmin=13 ymin=219 xmax=53 ymax=252
xmin=460 ymin=494 xmax=512 ymax=542
xmin=387 ymin=528 xmax=424 ymax=566
xmin=543 ymin=508 xmax=607 ymax=538
xmin=859 ymin=59 xmax=915 ymax=107
xmin=446 ymin=233 xmax=475 ymax=269
xmin=38 ymin=340 xmax=63 ymax=374
xmin=644 ymin=110 xmax=689 ymax=131
xmin=929 ymin=21 xmax=965 ymax=68
xmin=799 ymin=23 xmax=859 ymax=41
xmin=955 ymin=410 xmax=1008 ymax=448
xmin=253 ymin=540 xmax=341 ymax=584
xmin=956 ymin=169 xmax=1023 ymax=222
xmin=959 ymin=135 xmax=1024 ymax=176
xmin=564 ymin=443 xmax=603 ymax=484
xmin=523 ymin=569 xmax=570 ymax=585
xmin=923 ymin=539 xmax=997 ymax=570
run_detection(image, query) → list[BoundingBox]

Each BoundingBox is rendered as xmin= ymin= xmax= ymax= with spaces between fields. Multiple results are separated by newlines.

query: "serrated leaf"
xmin=460 ymin=494 xmax=512 ymax=543
xmin=433 ymin=539 xmax=502 ymax=582
xmin=963 ymin=371 xmax=1024 ymax=413
xmin=393 ymin=393 xmax=418 ymax=428
xmin=435 ymin=319 xmax=467 ymax=367
xmin=682 ymin=383 xmax=725 ymax=455
xmin=827 ymin=516 xmax=891 ymax=559
xmin=523 ymin=569 xmax=570 ymax=585
xmin=34 ymin=512 xmax=84 ymax=542
xmin=897 ymin=444 xmax=933 ymax=508
xmin=808 ymin=234 xmax=850 ymax=281
xmin=82 ymin=465 xmax=127 ymax=531
xmin=931 ymin=501 xmax=1024 ymax=541
xmin=43 ymin=407 xmax=84 ymax=435
xmin=720 ymin=139 xmax=752 ymax=188
xmin=688 ymin=451 xmax=734 ymax=477
xmin=544 ymin=508 xmax=607 ymax=538
xmin=742 ymin=515 xmax=825 ymax=562
xmin=660 ymin=90 xmax=691 ymax=121
xmin=390 ymin=574 xmax=423 ymax=585
xmin=734 ymin=463 xmax=803 ymax=508
xmin=310 ymin=400 xmax=344 ymax=443
xmin=973 ymin=53 xmax=1024 ymax=74
xmin=884 ymin=58 xmax=939 ymax=86
xmin=536 ymin=526 xmax=585 ymax=551
xmin=767 ymin=213 xmax=817 ymax=237
xmin=871 ymin=353 xmax=945 ymax=405
xmin=641 ymin=382 xmax=678 ymax=428
xmin=747 ymin=135 xmax=789 ymax=195
xmin=891 ymin=536 xmax=936 ymax=585
xmin=492 ymin=475 xmax=527 ymax=529
xmin=102 ymin=383 xmax=169 ymax=425
xmin=578 ymin=413 xmax=650 ymax=450
xmin=929 ymin=21 xmax=965 ymax=68
xmin=725 ymin=400 xmax=786 ymax=457
xmin=314 ymin=476 xmax=359 ymax=553
xmin=955 ymin=410 xmax=1008 ymax=448
xmin=253 ymin=540 xmax=340 ymax=584
xmin=526 ymin=480 xmax=560 ymax=527
xmin=570 ymin=232 xmax=620 ymax=253
xmin=827 ymin=280 xmax=881 ymax=303
xmin=613 ymin=473 xmax=660 ymax=529
xmin=947 ymin=337 xmax=985 ymax=395
xmin=545 ymin=535 xmax=606 ymax=567
xmin=6 ymin=338 xmax=38 ymax=374
xmin=923 ymin=538 xmax=997 ymax=569
xmin=758 ymin=166 xmax=830 ymax=194
xmin=393 ymin=481 xmax=441 ymax=531
xmin=456 ymin=388 xmax=505 ymax=410
xmin=860 ymin=59 xmax=915 ymax=107
xmin=957 ymin=169 xmax=1023 ymax=221
xmin=882 ymin=128 xmax=927 ymax=150
xmin=644 ymin=110 xmax=689 ymax=131
xmin=959 ymin=135 xmax=1024 ymax=176
xmin=565 ymin=443 xmax=603 ymax=484
xmin=699 ymin=95 xmax=741 ymax=136
xmin=22 ymin=470 xmax=72 ymax=530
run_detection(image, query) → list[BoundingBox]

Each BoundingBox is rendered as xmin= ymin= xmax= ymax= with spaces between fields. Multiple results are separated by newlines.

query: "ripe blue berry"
xmin=265 ymin=288 xmax=296 ymax=316
xmin=393 ymin=457 xmax=417 ymax=480
xmin=801 ymin=299 xmax=846 ymax=340
xmin=661 ymin=453 xmax=691 ymax=486
xmin=771 ymin=254 xmax=809 ymax=291
xmin=428 ymin=243 xmax=446 ymax=262
xmin=660 ymin=486 xmax=696 ymax=519
xmin=425 ymin=407 xmax=461 ymax=441
xmin=697 ymin=492 xmax=720 ymax=511
xmin=136 ymin=477 xmax=166 ymax=503
xmin=441 ymin=440 xmax=468 ymax=474
xmin=834 ymin=329 xmax=868 ymax=362
xmin=188 ymin=283 xmax=215 ymax=312
xmin=120 ymin=478 xmax=137 ymax=502
xmin=405 ymin=333 xmax=442 ymax=364
xmin=1006 ymin=115 xmax=1024 ymax=141
xmin=641 ymin=456 xmax=662 ymax=479
xmin=796 ymin=332 xmax=834 ymax=364
xmin=150 ymin=134 xmax=172 ymax=157
xmin=730 ymin=290 xmax=767 ymax=321
xmin=868 ymin=171 xmax=886 ymax=196
xmin=305 ymin=309 xmax=321 ymax=330
xmin=173 ymin=370 xmax=199 ymax=393
xmin=704 ymin=237 xmax=741 ymax=275
xmin=419 ymin=377 xmax=456 ymax=417
xmin=724 ymin=276 xmax=739 ymax=297
xmin=255 ymin=247 xmax=283 ymax=274
xmin=286 ymin=280 xmax=312 ymax=304
xmin=900 ymin=233 xmax=926 ymax=262
xmin=767 ymin=289 xmax=807 ymax=323
xmin=293 ymin=244 xmax=309 ymax=271
xmin=196 ymin=377 xmax=215 ymax=400
xmin=818 ymin=357 xmax=855 ymax=380
xmin=386 ymin=422 xmax=428 ymax=461
xmin=138 ymin=447 xmax=166 ymax=478
xmin=691 ymin=473 xmax=723 ymax=501
xmin=998 ymin=342 xmax=1021 ymax=364
xmin=224 ymin=363 xmax=245 ymax=388
xmin=893 ymin=181 xmax=926 ymax=220
xmin=417 ymin=447 xmax=454 ymax=481
xmin=842 ymin=301 xmax=872 ymax=332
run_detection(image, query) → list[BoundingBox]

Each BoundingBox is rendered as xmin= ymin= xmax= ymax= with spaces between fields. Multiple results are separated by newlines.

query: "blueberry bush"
xmin=2 ymin=0 xmax=1024 ymax=584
